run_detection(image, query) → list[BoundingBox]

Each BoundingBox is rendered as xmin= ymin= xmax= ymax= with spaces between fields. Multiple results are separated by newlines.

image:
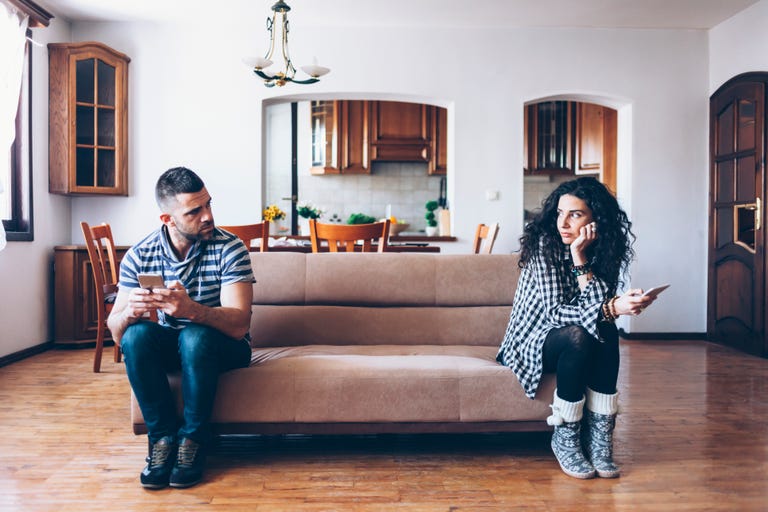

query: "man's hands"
xmin=139 ymin=281 xmax=199 ymax=320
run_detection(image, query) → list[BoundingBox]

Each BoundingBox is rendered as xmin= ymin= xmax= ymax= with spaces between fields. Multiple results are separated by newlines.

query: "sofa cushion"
xmin=250 ymin=253 xmax=520 ymax=307
xmin=131 ymin=345 xmax=554 ymax=427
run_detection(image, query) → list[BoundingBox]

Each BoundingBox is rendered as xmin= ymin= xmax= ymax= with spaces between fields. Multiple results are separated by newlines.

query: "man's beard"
xmin=177 ymin=222 xmax=214 ymax=242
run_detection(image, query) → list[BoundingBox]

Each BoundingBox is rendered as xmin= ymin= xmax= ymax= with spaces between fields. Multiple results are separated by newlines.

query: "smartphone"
xmin=137 ymin=273 xmax=165 ymax=290
xmin=642 ymin=284 xmax=670 ymax=299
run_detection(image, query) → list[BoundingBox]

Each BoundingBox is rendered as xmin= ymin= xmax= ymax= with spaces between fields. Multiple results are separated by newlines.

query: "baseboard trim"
xmin=619 ymin=329 xmax=708 ymax=340
xmin=0 ymin=341 xmax=54 ymax=368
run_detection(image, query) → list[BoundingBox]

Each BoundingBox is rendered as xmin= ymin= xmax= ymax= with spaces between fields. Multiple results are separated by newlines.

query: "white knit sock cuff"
xmin=586 ymin=388 xmax=619 ymax=415
xmin=547 ymin=389 xmax=585 ymax=425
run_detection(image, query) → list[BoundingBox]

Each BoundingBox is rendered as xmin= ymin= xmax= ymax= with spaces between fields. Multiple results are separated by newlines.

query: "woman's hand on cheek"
xmin=570 ymin=222 xmax=597 ymax=262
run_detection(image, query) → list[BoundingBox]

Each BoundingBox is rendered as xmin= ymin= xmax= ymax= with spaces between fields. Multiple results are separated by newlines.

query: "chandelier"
xmin=244 ymin=1 xmax=330 ymax=87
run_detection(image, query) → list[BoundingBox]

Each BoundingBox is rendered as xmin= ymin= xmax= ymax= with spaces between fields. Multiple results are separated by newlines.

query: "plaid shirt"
xmin=497 ymin=246 xmax=614 ymax=399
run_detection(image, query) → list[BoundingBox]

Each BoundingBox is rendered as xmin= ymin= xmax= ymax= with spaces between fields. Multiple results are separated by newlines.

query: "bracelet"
xmin=602 ymin=300 xmax=615 ymax=322
xmin=608 ymin=296 xmax=618 ymax=319
xmin=571 ymin=263 xmax=591 ymax=277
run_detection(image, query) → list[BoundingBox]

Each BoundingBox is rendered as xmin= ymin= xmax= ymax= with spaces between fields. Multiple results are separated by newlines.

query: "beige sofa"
xmin=131 ymin=253 xmax=555 ymax=435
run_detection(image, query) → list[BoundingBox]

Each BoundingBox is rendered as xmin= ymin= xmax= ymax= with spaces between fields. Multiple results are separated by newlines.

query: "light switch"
xmin=486 ymin=189 xmax=500 ymax=201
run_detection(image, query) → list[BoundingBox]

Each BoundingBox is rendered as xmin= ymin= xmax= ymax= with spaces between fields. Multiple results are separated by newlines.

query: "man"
xmin=107 ymin=167 xmax=253 ymax=489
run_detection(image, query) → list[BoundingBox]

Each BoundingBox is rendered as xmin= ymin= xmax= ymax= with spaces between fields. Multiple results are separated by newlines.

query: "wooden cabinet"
xmin=310 ymin=100 xmax=446 ymax=174
xmin=575 ymin=102 xmax=604 ymax=173
xmin=48 ymin=42 xmax=130 ymax=196
xmin=311 ymin=100 xmax=370 ymax=175
xmin=371 ymin=101 xmax=430 ymax=162
xmin=429 ymin=106 xmax=448 ymax=175
xmin=575 ymin=102 xmax=617 ymax=192
xmin=525 ymin=101 xmax=575 ymax=174
xmin=525 ymin=100 xmax=617 ymax=192
xmin=54 ymin=245 xmax=127 ymax=345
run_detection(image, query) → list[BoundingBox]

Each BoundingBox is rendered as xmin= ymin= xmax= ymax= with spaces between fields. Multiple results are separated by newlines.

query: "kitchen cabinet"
xmin=54 ymin=245 xmax=127 ymax=345
xmin=48 ymin=42 xmax=130 ymax=196
xmin=525 ymin=100 xmax=616 ymax=192
xmin=525 ymin=101 xmax=574 ymax=174
xmin=310 ymin=100 xmax=447 ymax=175
xmin=311 ymin=100 xmax=370 ymax=175
xmin=575 ymin=102 xmax=617 ymax=191
xmin=429 ymin=106 xmax=448 ymax=175
xmin=371 ymin=101 xmax=430 ymax=162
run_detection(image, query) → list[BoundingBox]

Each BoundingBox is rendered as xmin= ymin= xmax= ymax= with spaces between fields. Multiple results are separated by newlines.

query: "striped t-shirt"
xmin=118 ymin=226 xmax=254 ymax=340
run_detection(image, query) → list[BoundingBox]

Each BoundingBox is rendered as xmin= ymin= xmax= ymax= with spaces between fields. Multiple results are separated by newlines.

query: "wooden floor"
xmin=0 ymin=340 xmax=766 ymax=511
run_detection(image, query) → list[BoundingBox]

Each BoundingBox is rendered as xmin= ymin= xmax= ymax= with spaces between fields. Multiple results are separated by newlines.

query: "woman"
xmin=497 ymin=177 xmax=656 ymax=479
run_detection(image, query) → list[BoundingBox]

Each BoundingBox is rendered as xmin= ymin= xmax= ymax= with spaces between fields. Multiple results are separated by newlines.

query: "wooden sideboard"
xmin=54 ymin=245 xmax=128 ymax=346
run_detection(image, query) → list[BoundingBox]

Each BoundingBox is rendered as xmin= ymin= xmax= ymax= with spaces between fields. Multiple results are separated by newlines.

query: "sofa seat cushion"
xmin=131 ymin=345 xmax=555 ymax=427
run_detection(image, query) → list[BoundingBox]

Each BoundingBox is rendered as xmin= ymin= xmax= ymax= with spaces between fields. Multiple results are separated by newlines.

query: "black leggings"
xmin=542 ymin=323 xmax=619 ymax=402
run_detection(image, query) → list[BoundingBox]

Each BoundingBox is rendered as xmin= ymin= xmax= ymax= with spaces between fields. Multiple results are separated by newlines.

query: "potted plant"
xmin=262 ymin=204 xmax=287 ymax=235
xmin=296 ymin=201 xmax=324 ymax=235
xmin=425 ymin=200 xmax=439 ymax=236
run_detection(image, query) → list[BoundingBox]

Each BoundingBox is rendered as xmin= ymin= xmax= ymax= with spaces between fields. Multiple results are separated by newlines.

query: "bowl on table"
xmin=389 ymin=223 xmax=410 ymax=236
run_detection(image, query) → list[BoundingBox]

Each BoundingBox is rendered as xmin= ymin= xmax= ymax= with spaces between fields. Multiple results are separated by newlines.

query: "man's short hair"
xmin=155 ymin=167 xmax=205 ymax=210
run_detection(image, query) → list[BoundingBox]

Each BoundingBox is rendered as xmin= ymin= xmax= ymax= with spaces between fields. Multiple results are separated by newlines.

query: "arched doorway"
xmin=522 ymin=95 xmax=624 ymax=221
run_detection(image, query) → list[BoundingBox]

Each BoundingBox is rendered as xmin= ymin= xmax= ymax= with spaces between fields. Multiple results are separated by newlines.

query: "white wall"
xmin=2 ymin=11 xmax=730 ymax=357
xmin=709 ymin=0 xmax=768 ymax=93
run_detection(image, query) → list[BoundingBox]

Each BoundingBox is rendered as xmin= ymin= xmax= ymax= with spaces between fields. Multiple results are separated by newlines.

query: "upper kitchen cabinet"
xmin=48 ymin=42 xmax=130 ymax=196
xmin=525 ymin=101 xmax=574 ymax=174
xmin=311 ymin=100 xmax=371 ymax=175
xmin=371 ymin=101 xmax=430 ymax=162
xmin=525 ymin=100 xmax=616 ymax=192
xmin=575 ymin=102 xmax=617 ymax=191
xmin=429 ymin=106 xmax=448 ymax=176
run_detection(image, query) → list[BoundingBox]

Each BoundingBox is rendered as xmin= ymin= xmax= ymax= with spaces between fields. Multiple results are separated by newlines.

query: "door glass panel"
xmin=76 ymin=147 xmax=94 ymax=187
xmin=97 ymin=108 xmax=115 ymax=146
xmin=735 ymin=204 xmax=756 ymax=252
xmin=736 ymin=155 xmax=756 ymax=202
xmin=737 ymin=99 xmax=756 ymax=152
xmin=76 ymin=106 xmax=94 ymax=145
xmin=96 ymin=149 xmax=115 ymax=187
xmin=536 ymin=101 xmax=570 ymax=169
xmin=75 ymin=59 xmax=94 ymax=103
xmin=716 ymin=102 xmax=734 ymax=155
xmin=311 ymin=101 xmax=333 ymax=167
xmin=716 ymin=160 xmax=734 ymax=203
xmin=97 ymin=60 xmax=116 ymax=106
xmin=716 ymin=207 xmax=733 ymax=249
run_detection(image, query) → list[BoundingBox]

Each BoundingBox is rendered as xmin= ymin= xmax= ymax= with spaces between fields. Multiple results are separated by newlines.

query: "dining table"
xmin=253 ymin=236 xmax=443 ymax=253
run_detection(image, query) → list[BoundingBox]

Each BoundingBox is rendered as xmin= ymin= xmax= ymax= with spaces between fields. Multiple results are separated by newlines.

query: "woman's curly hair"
xmin=519 ymin=177 xmax=635 ymax=286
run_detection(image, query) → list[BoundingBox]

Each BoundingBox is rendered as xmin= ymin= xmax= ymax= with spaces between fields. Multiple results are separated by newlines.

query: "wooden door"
xmin=708 ymin=75 xmax=766 ymax=357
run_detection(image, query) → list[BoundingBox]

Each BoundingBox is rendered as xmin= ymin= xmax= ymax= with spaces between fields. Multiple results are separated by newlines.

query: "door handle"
xmin=756 ymin=197 xmax=761 ymax=231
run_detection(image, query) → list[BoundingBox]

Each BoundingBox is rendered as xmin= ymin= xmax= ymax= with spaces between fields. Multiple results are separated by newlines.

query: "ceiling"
xmin=34 ymin=0 xmax=761 ymax=30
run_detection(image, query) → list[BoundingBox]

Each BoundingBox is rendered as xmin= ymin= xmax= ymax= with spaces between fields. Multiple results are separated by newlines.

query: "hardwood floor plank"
xmin=0 ymin=340 xmax=766 ymax=511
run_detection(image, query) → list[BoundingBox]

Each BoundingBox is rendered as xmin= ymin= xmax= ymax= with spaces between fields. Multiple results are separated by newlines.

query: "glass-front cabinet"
xmin=48 ymin=42 xmax=130 ymax=195
xmin=524 ymin=101 xmax=575 ymax=173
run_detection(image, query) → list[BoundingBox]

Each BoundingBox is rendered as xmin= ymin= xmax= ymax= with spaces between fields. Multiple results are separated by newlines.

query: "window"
xmin=2 ymin=29 xmax=33 ymax=241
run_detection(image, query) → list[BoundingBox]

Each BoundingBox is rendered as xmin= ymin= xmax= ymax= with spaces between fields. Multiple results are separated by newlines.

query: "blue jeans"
xmin=121 ymin=321 xmax=251 ymax=444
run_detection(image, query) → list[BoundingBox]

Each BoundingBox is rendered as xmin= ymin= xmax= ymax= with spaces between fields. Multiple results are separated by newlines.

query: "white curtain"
xmin=0 ymin=2 xmax=29 ymax=250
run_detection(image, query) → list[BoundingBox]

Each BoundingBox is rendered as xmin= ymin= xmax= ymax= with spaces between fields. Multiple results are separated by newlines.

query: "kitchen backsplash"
xmin=267 ymin=162 xmax=443 ymax=233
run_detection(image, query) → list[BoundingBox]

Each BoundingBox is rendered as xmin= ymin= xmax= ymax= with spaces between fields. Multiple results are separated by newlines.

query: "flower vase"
xmin=269 ymin=220 xmax=283 ymax=236
xmin=298 ymin=217 xmax=310 ymax=236
xmin=425 ymin=225 xmax=439 ymax=236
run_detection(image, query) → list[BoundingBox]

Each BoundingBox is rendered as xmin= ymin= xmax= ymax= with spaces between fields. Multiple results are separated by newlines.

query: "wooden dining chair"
xmin=472 ymin=222 xmax=500 ymax=254
xmin=80 ymin=221 xmax=122 ymax=373
xmin=219 ymin=222 xmax=270 ymax=252
xmin=309 ymin=219 xmax=391 ymax=253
